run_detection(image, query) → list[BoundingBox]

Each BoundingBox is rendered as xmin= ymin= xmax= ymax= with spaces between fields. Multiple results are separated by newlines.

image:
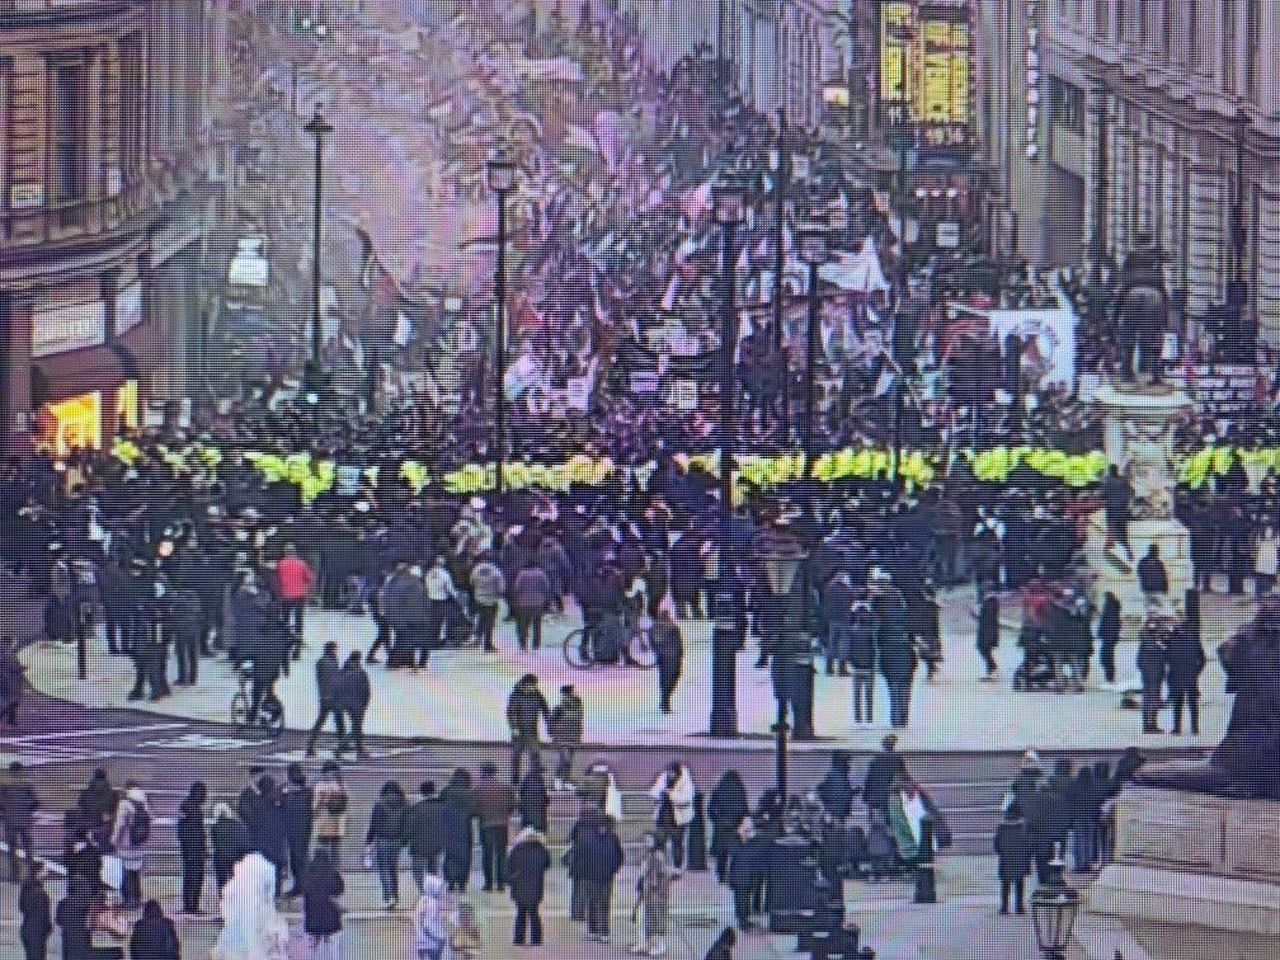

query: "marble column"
xmin=1185 ymin=162 xmax=1226 ymax=319
xmin=1084 ymin=81 xmax=1109 ymax=253
xmin=1111 ymin=126 xmax=1133 ymax=258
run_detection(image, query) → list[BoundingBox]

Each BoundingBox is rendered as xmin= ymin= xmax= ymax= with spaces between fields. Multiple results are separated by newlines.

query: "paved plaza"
xmin=23 ymin=588 xmax=1250 ymax=753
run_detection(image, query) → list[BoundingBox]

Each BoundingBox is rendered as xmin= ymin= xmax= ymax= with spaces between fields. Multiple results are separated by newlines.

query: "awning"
xmin=32 ymin=342 xmax=137 ymax=404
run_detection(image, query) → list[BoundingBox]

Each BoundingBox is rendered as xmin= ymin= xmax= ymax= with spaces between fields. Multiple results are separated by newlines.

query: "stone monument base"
xmin=1089 ymin=786 xmax=1280 ymax=935
xmin=1085 ymin=512 xmax=1193 ymax=639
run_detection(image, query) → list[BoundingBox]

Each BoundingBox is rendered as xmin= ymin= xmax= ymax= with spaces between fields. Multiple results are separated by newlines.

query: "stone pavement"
xmin=21 ymin=589 xmax=1253 ymax=754
xmin=0 ymin=854 xmax=1171 ymax=960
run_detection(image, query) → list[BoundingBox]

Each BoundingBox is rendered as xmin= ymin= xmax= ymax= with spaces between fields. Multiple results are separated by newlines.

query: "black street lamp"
xmin=755 ymin=524 xmax=812 ymax=796
xmin=797 ymin=225 xmax=829 ymax=477
xmin=709 ymin=175 xmax=747 ymax=739
xmin=486 ymin=149 xmax=517 ymax=495
xmin=1030 ymin=858 xmax=1081 ymax=959
xmin=303 ymin=107 xmax=334 ymax=394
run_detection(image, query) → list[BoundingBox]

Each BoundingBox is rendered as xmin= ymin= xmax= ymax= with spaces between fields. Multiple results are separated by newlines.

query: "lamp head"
xmin=487 ymin=150 xmax=517 ymax=194
xmin=304 ymin=107 xmax=334 ymax=138
xmin=713 ymin=176 xmax=748 ymax=226
xmin=798 ymin=225 xmax=829 ymax=265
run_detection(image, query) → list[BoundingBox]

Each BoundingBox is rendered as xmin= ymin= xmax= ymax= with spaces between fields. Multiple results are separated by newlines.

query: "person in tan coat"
xmin=311 ymin=762 xmax=349 ymax=866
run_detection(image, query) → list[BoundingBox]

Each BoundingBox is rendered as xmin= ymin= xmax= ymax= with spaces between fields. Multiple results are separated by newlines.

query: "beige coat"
xmin=312 ymin=779 xmax=349 ymax=840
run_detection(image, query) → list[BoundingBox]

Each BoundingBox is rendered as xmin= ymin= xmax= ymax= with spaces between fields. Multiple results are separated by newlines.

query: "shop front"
xmin=7 ymin=265 xmax=163 ymax=457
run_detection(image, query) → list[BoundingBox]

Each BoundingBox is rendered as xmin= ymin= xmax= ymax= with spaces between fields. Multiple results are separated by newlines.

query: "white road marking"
xmin=139 ymin=733 xmax=270 ymax=751
xmin=0 ymin=721 xmax=189 ymax=745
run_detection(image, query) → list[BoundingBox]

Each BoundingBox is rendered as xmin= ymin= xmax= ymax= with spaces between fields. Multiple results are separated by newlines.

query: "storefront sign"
xmin=8 ymin=184 xmax=45 ymax=210
xmin=1025 ymin=0 xmax=1042 ymax=159
xmin=115 ymin=282 xmax=144 ymax=335
xmin=31 ymin=299 xmax=107 ymax=358
xmin=878 ymin=1 xmax=976 ymax=152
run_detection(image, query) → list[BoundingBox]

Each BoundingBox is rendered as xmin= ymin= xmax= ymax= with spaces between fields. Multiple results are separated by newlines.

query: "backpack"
xmin=325 ymin=790 xmax=349 ymax=816
xmin=129 ymin=805 xmax=152 ymax=846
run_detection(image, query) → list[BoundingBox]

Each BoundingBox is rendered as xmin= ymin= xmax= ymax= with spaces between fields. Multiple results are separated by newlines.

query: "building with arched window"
xmin=0 ymin=0 xmax=213 ymax=456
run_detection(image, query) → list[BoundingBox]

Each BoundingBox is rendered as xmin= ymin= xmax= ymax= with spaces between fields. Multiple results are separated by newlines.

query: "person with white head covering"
xmin=412 ymin=874 xmax=454 ymax=960
xmin=212 ymin=851 xmax=289 ymax=960
xmin=506 ymin=827 xmax=551 ymax=947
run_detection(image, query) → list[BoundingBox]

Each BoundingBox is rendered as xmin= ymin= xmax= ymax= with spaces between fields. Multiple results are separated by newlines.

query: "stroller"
xmin=1011 ymin=627 xmax=1057 ymax=691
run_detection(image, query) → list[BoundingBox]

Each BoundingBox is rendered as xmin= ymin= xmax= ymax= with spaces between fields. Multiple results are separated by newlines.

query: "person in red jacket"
xmin=276 ymin=544 xmax=317 ymax=640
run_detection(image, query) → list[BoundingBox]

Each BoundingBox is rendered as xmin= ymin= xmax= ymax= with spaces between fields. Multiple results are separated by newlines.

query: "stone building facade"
xmin=1015 ymin=0 xmax=1280 ymax=341
xmin=0 ymin=0 xmax=213 ymax=454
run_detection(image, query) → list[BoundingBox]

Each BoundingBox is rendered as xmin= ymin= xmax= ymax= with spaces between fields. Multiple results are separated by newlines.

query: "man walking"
xmin=651 ymin=610 xmax=684 ymax=714
xmin=400 ymin=781 xmax=445 ymax=891
xmin=305 ymin=642 xmax=347 ymax=758
xmin=333 ymin=652 xmax=371 ymax=759
xmin=168 ymin=583 xmax=204 ymax=687
xmin=474 ymin=764 xmax=517 ymax=892
xmin=579 ymin=814 xmax=624 ymax=944
xmin=871 ymin=571 xmax=917 ymax=728
xmin=469 ymin=553 xmax=506 ymax=652
xmin=275 ymin=544 xmax=316 ymax=638
xmin=0 ymin=761 xmax=39 ymax=880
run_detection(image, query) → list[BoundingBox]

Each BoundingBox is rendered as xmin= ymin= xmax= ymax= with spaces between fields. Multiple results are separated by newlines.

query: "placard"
xmin=630 ymin=371 xmax=660 ymax=395
xmin=936 ymin=222 xmax=961 ymax=248
xmin=1167 ymin=364 xmax=1268 ymax=417
xmin=566 ymin=377 xmax=590 ymax=411
xmin=143 ymin=400 xmax=167 ymax=428
xmin=668 ymin=380 xmax=698 ymax=410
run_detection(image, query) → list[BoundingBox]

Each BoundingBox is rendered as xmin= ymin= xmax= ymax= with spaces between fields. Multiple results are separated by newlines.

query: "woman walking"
xmin=302 ymin=849 xmax=345 ymax=960
xmin=312 ymin=762 xmax=349 ymax=867
xmin=634 ymin=831 xmax=680 ymax=957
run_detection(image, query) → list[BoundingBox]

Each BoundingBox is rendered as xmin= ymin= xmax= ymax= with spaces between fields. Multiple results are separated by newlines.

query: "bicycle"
xmin=230 ymin=663 xmax=286 ymax=737
xmin=562 ymin=616 xmax=658 ymax=670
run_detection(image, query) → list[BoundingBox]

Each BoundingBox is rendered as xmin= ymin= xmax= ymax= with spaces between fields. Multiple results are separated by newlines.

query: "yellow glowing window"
xmin=116 ymin=379 xmax=139 ymax=430
xmin=45 ymin=391 xmax=102 ymax=457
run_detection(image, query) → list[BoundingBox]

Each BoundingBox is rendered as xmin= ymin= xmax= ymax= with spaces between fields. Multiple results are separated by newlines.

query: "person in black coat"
xmin=578 ymin=815 xmax=625 ymax=942
xmin=209 ymin=804 xmax=252 ymax=890
xmin=506 ymin=827 xmax=551 ymax=947
xmin=55 ymin=890 xmax=95 ymax=960
xmin=280 ymin=763 xmax=314 ymax=898
xmin=18 ymin=863 xmax=50 ymax=960
xmin=725 ymin=818 xmax=768 ymax=931
xmin=333 ymin=651 xmax=371 ymax=758
xmin=1096 ymin=592 xmax=1121 ymax=685
xmin=1137 ymin=615 xmax=1171 ymax=734
xmin=707 ymin=772 xmax=749 ymax=883
xmin=301 ymin=849 xmax=344 ymax=954
xmin=863 ymin=735 xmax=908 ymax=817
xmin=993 ymin=805 xmax=1031 ymax=915
xmin=518 ymin=759 xmax=550 ymax=833
xmin=976 ymin=587 xmax=1000 ymax=679
xmin=129 ymin=899 xmax=180 ymax=960
xmin=176 ymin=782 xmax=207 ymax=915
xmin=1166 ymin=604 xmax=1207 ymax=736
xmin=304 ymin=642 xmax=346 ymax=758
xmin=872 ymin=578 xmax=917 ymax=727
xmin=651 ymin=611 xmax=684 ymax=714
xmin=439 ymin=769 xmax=477 ymax=893
xmin=400 ymin=781 xmax=446 ymax=890
xmin=1137 ymin=544 xmax=1169 ymax=596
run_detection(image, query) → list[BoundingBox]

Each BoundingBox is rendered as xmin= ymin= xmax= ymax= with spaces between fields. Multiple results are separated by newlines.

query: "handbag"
xmin=100 ymin=853 xmax=124 ymax=891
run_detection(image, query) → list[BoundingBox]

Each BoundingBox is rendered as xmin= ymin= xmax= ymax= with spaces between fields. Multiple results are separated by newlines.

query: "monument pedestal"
xmin=1087 ymin=383 xmax=1194 ymax=635
xmin=1084 ymin=513 xmax=1193 ymax=638
xmin=1089 ymin=786 xmax=1280 ymax=934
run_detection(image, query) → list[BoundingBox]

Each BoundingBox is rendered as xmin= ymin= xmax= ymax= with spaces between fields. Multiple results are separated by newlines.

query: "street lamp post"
xmin=1030 ymin=857 xmax=1081 ymax=959
xmin=709 ymin=177 xmax=747 ymax=739
xmin=303 ymin=107 xmax=333 ymax=394
xmin=797 ymin=226 xmax=829 ymax=477
xmin=769 ymin=111 xmax=792 ymax=440
xmin=486 ymin=150 xmax=517 ymax=496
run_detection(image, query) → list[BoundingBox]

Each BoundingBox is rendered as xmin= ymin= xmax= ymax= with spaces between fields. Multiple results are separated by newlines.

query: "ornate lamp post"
xmin=755 ymin=524 xmax=812 ymax=796
xmin=797 ymin=225 xmax=829 ymax=476
xmin=303 ymin=107 xmax=333 ymax=395
xmin=1030 ymin=858 xmax=1081 ymax=959
xmin=486 ymin=149 xmax=517 ymax=495
xmin=709 ymin=175 xmax=747 ymax=739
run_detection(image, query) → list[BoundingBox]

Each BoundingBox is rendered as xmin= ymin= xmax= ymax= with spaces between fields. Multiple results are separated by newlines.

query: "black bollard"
xmin=913 ymin=817 xmax=937 ymax=904
xmin=687 ymin=792 xmax=708 ymax=870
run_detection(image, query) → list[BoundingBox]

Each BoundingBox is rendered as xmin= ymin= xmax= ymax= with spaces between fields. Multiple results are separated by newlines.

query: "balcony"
xmin=0 ymin=177 xmax=159 ymax=259
xmin=0 ymin=0 xmax=133 ymax=25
